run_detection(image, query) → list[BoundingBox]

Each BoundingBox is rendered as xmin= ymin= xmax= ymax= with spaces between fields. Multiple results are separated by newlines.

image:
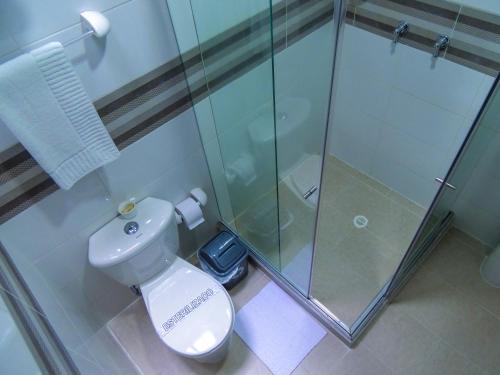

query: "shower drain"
xmin=353 ymin=215 xmax=368 ymax=229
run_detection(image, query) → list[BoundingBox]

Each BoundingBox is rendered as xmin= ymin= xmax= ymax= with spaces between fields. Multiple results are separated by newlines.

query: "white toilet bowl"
xmin=88 ymin=197 xmax=235 ymax=362
xmin=141 ymin=257 xmax=234 ymax=362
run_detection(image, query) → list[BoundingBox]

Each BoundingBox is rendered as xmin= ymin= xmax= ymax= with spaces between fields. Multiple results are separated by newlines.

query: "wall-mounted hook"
xmin=433 ymin=35 xmax=449 ymax=58
xmin=393 ymin=20 xmax=409 ymax=44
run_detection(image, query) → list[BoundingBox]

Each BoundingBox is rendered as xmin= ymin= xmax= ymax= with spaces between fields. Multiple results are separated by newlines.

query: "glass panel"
xmin=273 ymin=0 xmax=336 ymax=294
xmin=311 ymin=1 xmax=496 ymax=328
xmin=0 ymin=242 xmax=77 ymax=373
xmin=386 ymin=79 xmax=499 ymax=303
xmin=0 ymin=291 xmax=44 ymax=374
xmin=417 ymin=79 xmax=500 ymax=249
xmin=168 ymin=1 xmax=281 ymax=267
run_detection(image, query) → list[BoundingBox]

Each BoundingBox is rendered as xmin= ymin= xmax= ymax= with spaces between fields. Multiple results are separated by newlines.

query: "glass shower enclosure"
xmin=166 ymin=0 xmax=497 ymax=343
xmin=167 ymin=0 xmax=336 ymax=297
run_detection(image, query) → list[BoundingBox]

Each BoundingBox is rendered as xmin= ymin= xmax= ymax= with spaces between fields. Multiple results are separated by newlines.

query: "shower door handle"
xmin=303 ymin=186 xmax=318 ymax=200
xmin=435 ymin=177 xmax=456 ymax=190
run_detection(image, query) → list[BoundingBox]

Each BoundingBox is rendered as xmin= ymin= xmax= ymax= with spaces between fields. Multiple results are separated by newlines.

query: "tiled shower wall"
xmin=0 ymin=0 xmax=219 ymax=368
xmin=329 ymin=24 xmax=494 ymax=207
xmin=330 ymin=0 xmax=499 ymax=243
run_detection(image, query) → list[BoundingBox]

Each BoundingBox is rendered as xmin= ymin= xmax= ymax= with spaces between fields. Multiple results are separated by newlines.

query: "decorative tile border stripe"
xmin=1 ymin=0 xmax=499 ymax=224
xmin=0 ymin=0 xmax=333 ymax=224
xmin=349 ymin=0 xmax=500 ymax=76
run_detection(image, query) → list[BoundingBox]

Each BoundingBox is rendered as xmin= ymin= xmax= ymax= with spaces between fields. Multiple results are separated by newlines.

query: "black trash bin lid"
xmin=199 ymin=231 xmax=247 ymax=274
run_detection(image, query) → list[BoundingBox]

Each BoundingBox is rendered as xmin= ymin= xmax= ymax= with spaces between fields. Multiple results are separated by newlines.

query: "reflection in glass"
xmin=168 ymin=0 xmax=280 ymax=267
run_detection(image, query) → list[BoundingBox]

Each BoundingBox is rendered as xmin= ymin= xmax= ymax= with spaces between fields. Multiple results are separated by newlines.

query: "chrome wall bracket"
xmin=433 ymin=35 xmax=449 ymax=57
xmin=393 ymin=20 xmax=409 ymax=44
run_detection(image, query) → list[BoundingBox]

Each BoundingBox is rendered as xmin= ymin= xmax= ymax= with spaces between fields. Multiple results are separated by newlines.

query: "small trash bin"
xmin=198 ymin=231 xmax=248 ymax=290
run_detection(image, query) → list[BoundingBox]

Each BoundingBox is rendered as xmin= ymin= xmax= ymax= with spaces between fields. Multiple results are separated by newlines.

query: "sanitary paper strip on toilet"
xmin=235 ymin=282 xmax=326 ymax=375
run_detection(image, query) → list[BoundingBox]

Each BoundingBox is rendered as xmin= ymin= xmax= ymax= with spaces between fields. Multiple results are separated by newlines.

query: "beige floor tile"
xmin=420 ymin=231 xmax=500 ymax=317
xmin=447 ymin=227 xmax=491 ymax=255
xmin=392 ymin=269 xmax=500 ymax=374
xmin=229 ymin=264 xmax=270 ymax=312
xmin=330 ymin=346 xmax=393 ymax=375
xmin=108 ymin=298 xmax=271 ymax=375
xmin=293 ymin=333 xmax=349 ymax=374
xmin=70 ymin=346 xmax=105 ymax=375
xmin=334 ymin=228 xmax=400 ymax=288
xmin=312 ymin=258 xmax=380 ymax=326
xmin=360 ymin=305 xmax=481 ymax=375
xmin=83 ymin=326 xmax=141 ymax=375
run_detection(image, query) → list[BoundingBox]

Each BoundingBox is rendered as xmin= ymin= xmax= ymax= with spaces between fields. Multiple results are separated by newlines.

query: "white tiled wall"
xmin=0 ymin=0 xmax=220 ymax=370
xmin=168 ymin=0 xmax=280 ymax=46
xmin=0 ymin=0 xmax=179 ymax=151
xmin=449 ymin=87 xmax=500 ymax=247
xmin=453 ymin=0 xmax=500 ymax=15
xmin=0 ymin=114 xmax=219 ymax=365
xmin=329 ymin=25 xmax=494 ymax=208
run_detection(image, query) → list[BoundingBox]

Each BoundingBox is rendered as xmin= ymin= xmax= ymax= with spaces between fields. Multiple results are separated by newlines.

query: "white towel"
xmin=0 ymin=42 xmax=119 ymax=190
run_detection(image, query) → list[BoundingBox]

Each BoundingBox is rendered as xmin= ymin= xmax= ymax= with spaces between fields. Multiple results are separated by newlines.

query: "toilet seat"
xmin=142 ymin=261 xmax=234 ymax=358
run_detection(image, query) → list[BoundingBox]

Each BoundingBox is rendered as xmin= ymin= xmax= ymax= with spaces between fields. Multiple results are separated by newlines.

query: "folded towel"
xmin=0 ymin=42 xmax=119 ymax=190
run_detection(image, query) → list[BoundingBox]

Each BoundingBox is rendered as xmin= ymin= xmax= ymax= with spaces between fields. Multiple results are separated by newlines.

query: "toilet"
xmin=88 ymin=197 xmax=235 ymax=363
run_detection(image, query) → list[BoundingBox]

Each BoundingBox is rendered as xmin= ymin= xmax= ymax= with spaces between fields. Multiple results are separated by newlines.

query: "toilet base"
xmin=191 ymin=334 xmax=232 ymax=363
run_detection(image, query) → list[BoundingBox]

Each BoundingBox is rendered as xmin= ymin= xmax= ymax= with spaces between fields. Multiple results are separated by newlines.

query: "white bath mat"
xmin=235 ymin=282 xmax=326 ymax=375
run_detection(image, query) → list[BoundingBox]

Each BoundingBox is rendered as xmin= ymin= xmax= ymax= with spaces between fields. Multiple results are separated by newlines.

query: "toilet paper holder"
xmin=175 ymin=188 xmax=208 ymax=229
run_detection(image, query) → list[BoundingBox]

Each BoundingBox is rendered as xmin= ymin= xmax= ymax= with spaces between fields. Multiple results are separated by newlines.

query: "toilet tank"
xmin=88 ymin=197 xmax=180 ymax=286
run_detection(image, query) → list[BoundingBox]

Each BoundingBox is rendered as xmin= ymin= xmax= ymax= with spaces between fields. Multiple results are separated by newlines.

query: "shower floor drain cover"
xmin=353 ymin=215 xmax=368 ymax=228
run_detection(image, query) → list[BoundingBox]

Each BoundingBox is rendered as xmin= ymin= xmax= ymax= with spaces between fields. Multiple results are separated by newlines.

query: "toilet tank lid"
xmin=88 ymin=197 xmax=175 ymax=268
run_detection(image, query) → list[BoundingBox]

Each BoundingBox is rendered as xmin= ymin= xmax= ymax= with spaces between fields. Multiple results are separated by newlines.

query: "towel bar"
xmin=63 ymin=11 xmax=111 ymax=47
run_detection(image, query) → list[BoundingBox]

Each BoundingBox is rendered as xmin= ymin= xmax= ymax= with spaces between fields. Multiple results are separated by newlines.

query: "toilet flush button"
xmin=124 ymin=221 xmax=139 ymax=235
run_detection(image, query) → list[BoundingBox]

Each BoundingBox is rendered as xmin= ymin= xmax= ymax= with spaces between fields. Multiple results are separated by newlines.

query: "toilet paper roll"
xmin=175 ymin=197 xmax=205 ymax=230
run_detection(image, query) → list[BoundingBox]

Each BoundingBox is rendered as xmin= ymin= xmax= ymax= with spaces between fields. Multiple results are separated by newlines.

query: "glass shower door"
xmin=311 ymin=0 xmax=496 ymax=331
xmin=272 ymin=0 xmax=336 ymax=293
xmin=167 ymin=0 xmax=282 ymax=268
xmin=167 ymin=0 xmax=336 ymax=293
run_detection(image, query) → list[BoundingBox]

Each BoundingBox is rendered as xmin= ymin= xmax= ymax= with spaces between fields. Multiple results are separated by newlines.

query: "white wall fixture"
xmin=62 ymin=11 xmax=111 ymax=46
xmin=80 ymin=11 xmax=111 ymax=38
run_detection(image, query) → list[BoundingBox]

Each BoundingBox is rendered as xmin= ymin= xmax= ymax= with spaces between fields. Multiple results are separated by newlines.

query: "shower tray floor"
xmin=232 ymin=154 xmax=428 ymax=327
xmin=311 ymin=155 xmax=427 ymax=327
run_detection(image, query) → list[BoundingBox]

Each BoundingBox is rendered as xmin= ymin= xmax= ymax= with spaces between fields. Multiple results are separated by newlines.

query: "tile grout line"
xmin=105 ymin=325 xmax=145 ymax=375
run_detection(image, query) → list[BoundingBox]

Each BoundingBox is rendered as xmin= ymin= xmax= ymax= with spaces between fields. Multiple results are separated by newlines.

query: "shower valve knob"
xmin=393 ymin=20 xmax=409 ymax=43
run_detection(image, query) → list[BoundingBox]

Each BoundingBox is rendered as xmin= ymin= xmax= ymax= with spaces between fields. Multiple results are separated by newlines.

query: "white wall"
xmin=168 ymin=0 xmax=280 ymax=48
xmin=167 ymin=0 xmax=278 ymax=220
xmin=453 ymin=0 xmax=500 ymax=15
xmin=329 ymin=25 xmax=494 ymax=208
xmin=0 ymin=0 xmax=179 ymax=150
xmin=449 ymin=85 xmax=500 ymax=247
xmin=0 ymin=0 xmax=219 ymax=371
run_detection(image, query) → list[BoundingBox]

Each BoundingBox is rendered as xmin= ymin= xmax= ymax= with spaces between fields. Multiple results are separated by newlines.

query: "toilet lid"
xmin=146 ymin=266 xmax=233 ymax=356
